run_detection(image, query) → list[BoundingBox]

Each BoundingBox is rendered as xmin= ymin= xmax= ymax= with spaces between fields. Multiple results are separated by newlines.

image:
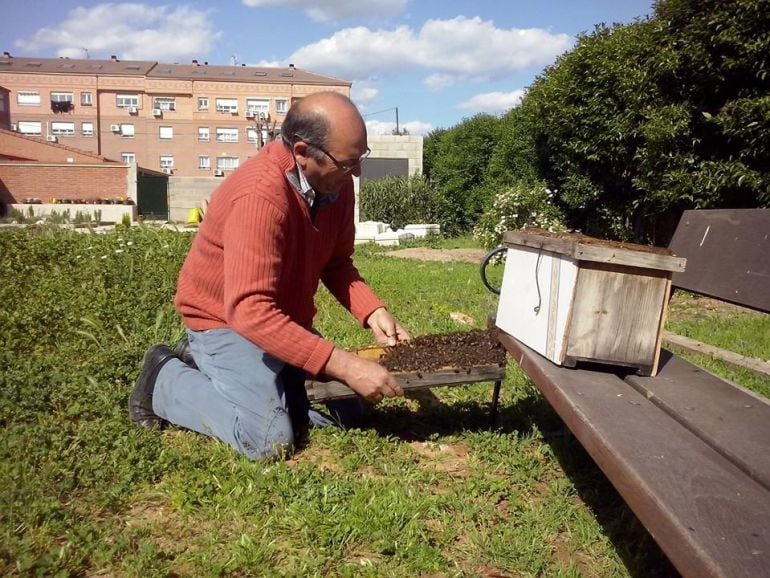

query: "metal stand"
xmin=490 ymin=379 xmax=502 ymax=428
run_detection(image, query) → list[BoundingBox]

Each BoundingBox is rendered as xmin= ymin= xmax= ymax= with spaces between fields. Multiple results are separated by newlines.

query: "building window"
xmin=121 ymin=153 xmax=136 ymax=164
xmin=51 ymin=122 xmax=75 ymax=136
xmin=51 ymin=92 xmax=74 ymax=103
xmin=275 ymin=99 xmax=288 ymax=114
xmin=198 ymin=127 xmax=210 ymax=142
xmin=153 ymin=97 xmax=176 ymax=111
xmin=198 ymin=97 xmax=209 ymax=110
xmin=17 ymin=121 xmax=42 ymax=135
xmin=116 ymin=94 xmax=139 ymax=108
xmin=246 ymin=98 xmax=269 ymax=118
xmin=216 ymin=156 xmax=239 ymax=171
xmin=160 ymin=156 xmax=174 ymax=171
xmin=81 ymin=92 xmax=93 ymax=106
xmin=50 ymin=92 xmax=75 ymax=113
xmin=215 ymin=98 xmax=238 ymax=114
xmin=198 ymin=156 xmax=210 ymax=170
xmin=17 ymin=91 xmax=41 ymax=105
xmin=120 ymin=123 xmax=135 ymax=137
xmin=216 ymin=127 xmax=239 ymax=143
xmin=159 ymin=126 xmax=173 ymax=140
xmin=81 ymin=122 xmax=94 ymax=136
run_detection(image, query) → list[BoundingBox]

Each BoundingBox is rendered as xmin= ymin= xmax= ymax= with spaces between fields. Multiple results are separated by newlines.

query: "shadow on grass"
xmin=360 ymin=388 xmax=680 ymax=578
xmin=545 ymin=436 xmax=680 ymax=578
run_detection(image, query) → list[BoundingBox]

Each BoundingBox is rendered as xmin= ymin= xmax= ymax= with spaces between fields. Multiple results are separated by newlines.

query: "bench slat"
xmin=668 ymin=209 xmax=770 ymax=312
xmin=625 ymin=351 xmax=770 ymax=491
xmin=497 ymin=330 xmax=770 ymax=578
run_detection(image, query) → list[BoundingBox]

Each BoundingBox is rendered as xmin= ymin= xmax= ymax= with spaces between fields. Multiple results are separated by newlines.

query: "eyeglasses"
xmin=296 ymin=137 xmax=370 ymax=173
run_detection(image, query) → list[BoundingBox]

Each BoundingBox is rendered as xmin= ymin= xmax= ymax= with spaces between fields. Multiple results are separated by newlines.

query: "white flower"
xmin=126 ymin=241 xmax=134 ymax=246
xmin=100 ymin=255 xmax=108 ymax=260
xmin=115 ymin=249 xmax=124 ymax=254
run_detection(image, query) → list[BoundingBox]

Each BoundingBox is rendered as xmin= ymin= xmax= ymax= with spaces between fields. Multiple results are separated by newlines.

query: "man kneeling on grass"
xmin=129 ymin=92 xmax=410 ymax=460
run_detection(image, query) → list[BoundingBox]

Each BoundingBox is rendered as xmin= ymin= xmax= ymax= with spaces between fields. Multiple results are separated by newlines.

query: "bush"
xmin=473 ymin=181 xmax=565 ymax=248
xmin=359 ymin=175 xmax=447 ymax=230
xmin=425 ymin=114 xmax=504 ymax=235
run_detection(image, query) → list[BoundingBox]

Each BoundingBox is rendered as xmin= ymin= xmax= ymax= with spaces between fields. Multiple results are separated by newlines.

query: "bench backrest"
xmin=668 ymin=208 xmax=770 ymax=313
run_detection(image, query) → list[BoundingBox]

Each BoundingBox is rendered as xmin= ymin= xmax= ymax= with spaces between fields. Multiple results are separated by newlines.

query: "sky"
xmin=1 ymin=0 xmax=656 ymax=135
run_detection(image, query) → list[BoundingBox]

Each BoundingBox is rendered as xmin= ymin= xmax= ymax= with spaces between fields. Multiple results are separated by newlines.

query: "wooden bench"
xmin=495 ymin=208 xmax=770 ymax=578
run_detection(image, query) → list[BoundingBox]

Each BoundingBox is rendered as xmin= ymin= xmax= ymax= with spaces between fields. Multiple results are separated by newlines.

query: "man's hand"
xmin=366 ymin=307 xmax=411 ymax=347
xmin=323 ymin=347 xmax=403 ymax=405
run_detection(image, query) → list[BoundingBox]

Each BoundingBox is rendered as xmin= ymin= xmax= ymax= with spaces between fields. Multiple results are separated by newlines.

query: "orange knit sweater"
xmin=174 ymin=141 xmax=385 ymax=376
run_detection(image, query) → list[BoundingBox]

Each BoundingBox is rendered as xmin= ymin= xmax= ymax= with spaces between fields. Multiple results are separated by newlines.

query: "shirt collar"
xmin=284 ymin=154 xmax=339 ymax=209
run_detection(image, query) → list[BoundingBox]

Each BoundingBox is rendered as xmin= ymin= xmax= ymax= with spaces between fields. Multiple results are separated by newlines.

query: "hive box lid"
xmin=503 ymin=229 xmax=686 ymax=273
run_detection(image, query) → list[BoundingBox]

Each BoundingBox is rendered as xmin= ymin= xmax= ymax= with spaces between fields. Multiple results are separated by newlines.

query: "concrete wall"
xmin=367 ymin=135 xmax=423 ymax=177
xmin=354 ymin=134 xmax=424 ymax=223
xmin=168 ymin=176 xmax=222 ymax=222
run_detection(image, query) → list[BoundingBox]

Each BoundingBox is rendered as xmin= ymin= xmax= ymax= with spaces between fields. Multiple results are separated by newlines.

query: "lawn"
xmin=1 ymin=226 xmax=767 ymax=577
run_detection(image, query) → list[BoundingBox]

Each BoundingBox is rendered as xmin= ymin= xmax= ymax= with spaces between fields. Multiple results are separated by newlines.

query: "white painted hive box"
xmin=495 ymin=230 xmax=686 ymax=376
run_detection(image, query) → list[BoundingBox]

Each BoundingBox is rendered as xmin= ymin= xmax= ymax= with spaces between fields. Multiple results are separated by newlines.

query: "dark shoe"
xmin=129 ymin=344 xmax=178 ymax=429
xmin=174 ymin=336 xmax=198 ymax=370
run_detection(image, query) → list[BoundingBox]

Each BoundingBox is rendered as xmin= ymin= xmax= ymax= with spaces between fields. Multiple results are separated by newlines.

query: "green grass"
xmin=1 ymin=226 xmax=765 ymax=577
xmin=666 ymin=292 xmax=770 ymax=396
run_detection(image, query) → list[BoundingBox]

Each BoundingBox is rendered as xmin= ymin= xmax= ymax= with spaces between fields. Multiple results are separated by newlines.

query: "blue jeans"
xmin=153 ymin=328 xmax=362 ymax=461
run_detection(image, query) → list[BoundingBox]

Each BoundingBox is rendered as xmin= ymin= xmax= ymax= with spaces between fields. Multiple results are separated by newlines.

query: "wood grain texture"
xmin=625 ymin=350 xmax=770 ymax=491
xmin=564 ymin=261 xmax=670 ymax=374
xmin=497 ymin=330 xmax=770 ymax=578
xmin=668 ymin=209 xmax=770 ymax=312
xmin=503 ymin=230 xmax=686 ymax=272
xmin=306 ymin=365 xmax=507 ymax=401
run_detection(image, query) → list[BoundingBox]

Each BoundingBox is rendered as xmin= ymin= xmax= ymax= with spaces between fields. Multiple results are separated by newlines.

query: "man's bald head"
xmin=281 ymin=92 xmax=366 ymax=161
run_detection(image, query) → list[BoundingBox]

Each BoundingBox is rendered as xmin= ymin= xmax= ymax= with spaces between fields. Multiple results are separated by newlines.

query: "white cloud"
xmin=457 ymin=90 xmax=526 ymax=114
xmin=14 ymin=3 xmax=220 ymax=62
xmin=241 ymin=0 xmax=406 ymax=22
xmin=366 ymin=119 xmax=433 ymax=136
xmin=402 ymin=120 xmax=433 ymax=136
xmin=351 ymin=84 xmax=380 ymax=111
xmin=286 ymin=17 xmax=572 ymax=86
xmin=423 ymin=73 xmax=457 ymax=91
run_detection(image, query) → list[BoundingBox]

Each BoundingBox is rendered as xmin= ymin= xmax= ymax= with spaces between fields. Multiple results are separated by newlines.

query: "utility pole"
xmin=363 ymin=106 xmax=402 ymax=135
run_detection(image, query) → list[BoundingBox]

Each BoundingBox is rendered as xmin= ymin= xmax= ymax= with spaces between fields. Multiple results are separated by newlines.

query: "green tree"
xmin=633 ymin=0 xmax=770 ymax=232
xmin=423 ymin=127 xmax=448 ymax=182
xmin=431 ymin=0 xmax=769 ymax=243
xmin=426 ymin=114 xmax=503 ymax=234
xmin=511 ymin=21 xmax=655 ymax=240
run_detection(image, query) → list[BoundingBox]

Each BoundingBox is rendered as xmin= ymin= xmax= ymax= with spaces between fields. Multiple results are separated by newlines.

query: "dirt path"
xmin=383 ymin=247 xmax=487 ymax=264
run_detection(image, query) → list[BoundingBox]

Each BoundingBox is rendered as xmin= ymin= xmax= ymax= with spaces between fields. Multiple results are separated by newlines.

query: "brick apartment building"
xmin=0 ymin=52 xmax=350 ymax=177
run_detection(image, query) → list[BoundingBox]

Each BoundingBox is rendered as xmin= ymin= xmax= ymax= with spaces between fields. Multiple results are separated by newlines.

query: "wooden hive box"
xmin=495 ymin=230 xmax=686 ymax=376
